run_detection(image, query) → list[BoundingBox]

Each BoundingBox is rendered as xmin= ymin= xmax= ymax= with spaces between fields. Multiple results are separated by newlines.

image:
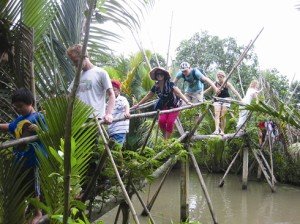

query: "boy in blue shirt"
xmin=0 ymin=88 xmax=46 ymax=224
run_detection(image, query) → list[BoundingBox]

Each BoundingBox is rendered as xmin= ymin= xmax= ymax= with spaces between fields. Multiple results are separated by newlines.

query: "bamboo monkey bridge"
xmin=0 ymin=27 xmax=270 ymax=224
xmin=0 ymin=98 xmax=277 ymax=224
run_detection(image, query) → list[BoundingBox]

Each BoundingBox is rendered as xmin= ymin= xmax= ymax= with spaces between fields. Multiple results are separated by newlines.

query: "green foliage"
xmin=35 ymin=97 xmax=97 ymax=219
xmin=0 ymin=156 xmax=30 ymax=224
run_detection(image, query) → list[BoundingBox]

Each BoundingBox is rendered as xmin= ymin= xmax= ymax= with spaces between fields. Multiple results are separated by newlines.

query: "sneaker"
xmin=212 ymin=130 xmax=219 ymax=135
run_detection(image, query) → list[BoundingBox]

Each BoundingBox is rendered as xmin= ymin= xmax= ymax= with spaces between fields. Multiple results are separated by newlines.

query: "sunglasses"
xmin=155 ymin=72 xmax=165 ymax=77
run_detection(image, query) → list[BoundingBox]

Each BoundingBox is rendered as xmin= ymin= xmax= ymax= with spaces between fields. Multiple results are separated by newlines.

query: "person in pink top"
xmin=132 ymin=67 xmax=192 ymax=139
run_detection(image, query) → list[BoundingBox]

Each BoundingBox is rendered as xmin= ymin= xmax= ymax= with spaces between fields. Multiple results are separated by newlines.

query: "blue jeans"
xmin=110 ymin=133 xmax=126 ymax=145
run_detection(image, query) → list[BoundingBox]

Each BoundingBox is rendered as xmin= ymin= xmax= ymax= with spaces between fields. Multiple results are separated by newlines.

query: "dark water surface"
xmin=99 ymin=169 xmax=300 ymax=224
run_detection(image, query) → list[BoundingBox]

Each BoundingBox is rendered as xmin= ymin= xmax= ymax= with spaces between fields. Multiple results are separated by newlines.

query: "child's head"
xmin=111 ymin=80 xmax=122 ymax=97
xmin=249 ymin=80 xmax=259 ymax=89
xmin=11 ymin=88 xmax=35 ymax=115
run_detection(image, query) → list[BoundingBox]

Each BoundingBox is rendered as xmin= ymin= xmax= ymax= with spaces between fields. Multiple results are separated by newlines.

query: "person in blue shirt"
xmin=173 ymin=61 xmax=218 ymax=103
xmin=0 ymin=88 xmax=46 ymax=224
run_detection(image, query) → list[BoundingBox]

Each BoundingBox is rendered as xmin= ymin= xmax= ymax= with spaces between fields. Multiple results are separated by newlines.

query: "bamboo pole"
xmin=166 ymin=11 xmax=173 ymax=67
xmin=189 ymin=149 xmax=218 ymax=224
xmin=29 ymin=28 xmax=36 ymax=110
xmin=218 ymin=148 xmax=241 ymax=187
xmin=217 ymin=27 xmax=264 ymax=92
xmin=130 ymin=99 xmax=156 ymax=111
xmin=180 ymin=153 xmax=189 ymax=222
xmin=252 ymin=148 xmax=276 ymax=192
xmin=96 ymin=120 xmax=140 ymax=224
xmin=131 ymin=182 xmax=156 ymax=224
xmin=250 ymin=139 xmax=277 ymax=183
xmin=62 ymin=1 xmax=95 ymax=222
xmin=0 ymin=102 xmax=206 ymax=150
xmin=140 ymin=110 xmax=159 ymax=154
xmin=242 ymin=144 xmax=249 ymax=190
xmin=267 ymin=130 xmax=275 ymax=186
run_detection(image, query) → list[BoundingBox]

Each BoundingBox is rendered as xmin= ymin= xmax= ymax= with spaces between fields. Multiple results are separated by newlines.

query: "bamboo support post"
xmin=96 ymin=121 xmax=141 ymax=224
xmin=189 ymin=148 xmax=218 ymax=224
xmin=267 ymin=131 xmax=275 ymax=186
xmin=250 ymin=139 xmax=277 ymax=183
xmin=175 ymin=117 xmax=185 ymax=136
xmin=258 ymin=150 xmax=277 ymax=183
xmin=141 ymin=164 xmax=173 ymax=216
xmin=180 ymin=153 xmax=189 ymax=222
xmin=242 ymin=145 xmax=249 ymax=190
xmin=252 ymin=149 xmax=276 ymax=192
xmin=131 ymin=182 xmax=156 ymax=224
xmin=140 ymin=110 xmax=159 ymax=154
xmin=218 ymin=148 xmax=241 ymax=187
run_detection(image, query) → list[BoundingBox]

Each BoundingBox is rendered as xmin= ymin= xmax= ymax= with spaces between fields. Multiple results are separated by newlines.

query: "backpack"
xmin=181 ymin=68 xmax=206 ymax=84
xmin=153 ymin=82 xmax=182 ymax=110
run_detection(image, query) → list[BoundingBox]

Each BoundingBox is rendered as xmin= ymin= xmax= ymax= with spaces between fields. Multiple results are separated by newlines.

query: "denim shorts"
xmin=110 ymin=133 xmax=126 ymax=145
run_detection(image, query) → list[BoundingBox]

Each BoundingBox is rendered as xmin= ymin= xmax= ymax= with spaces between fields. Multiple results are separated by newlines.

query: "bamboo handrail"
xmin=0 ymin=101 xmax=207 ymax=150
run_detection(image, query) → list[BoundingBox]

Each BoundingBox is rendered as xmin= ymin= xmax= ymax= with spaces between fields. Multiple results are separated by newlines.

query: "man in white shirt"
xmin=67 ymin=44 xmax=115 ymax=123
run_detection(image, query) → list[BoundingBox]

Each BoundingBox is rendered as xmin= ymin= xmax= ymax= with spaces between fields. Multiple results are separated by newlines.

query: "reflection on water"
xmin=100 ymin=169 xmax=300 ymax=224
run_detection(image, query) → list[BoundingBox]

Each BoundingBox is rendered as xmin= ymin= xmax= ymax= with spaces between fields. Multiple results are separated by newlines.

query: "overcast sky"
xmin=110 ymin=0 xmax=300 ymax=82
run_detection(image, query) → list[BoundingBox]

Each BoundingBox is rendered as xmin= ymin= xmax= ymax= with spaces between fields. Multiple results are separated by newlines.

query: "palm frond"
xmin=0 ymin=156 xmax=30 ymax=224
xmin=246 ymin=100 xmax=300 ymax=129
xmin=36 ymin=97 xmax=97 ymax=215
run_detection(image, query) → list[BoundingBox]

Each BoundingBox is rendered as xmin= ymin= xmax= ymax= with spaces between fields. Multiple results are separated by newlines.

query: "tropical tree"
xmin=0 ymin=0 xmax=155 ymax=222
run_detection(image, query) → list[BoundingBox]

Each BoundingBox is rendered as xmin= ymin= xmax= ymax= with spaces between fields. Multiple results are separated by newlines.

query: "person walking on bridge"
xmin=173 ymin=61 xmax=218 ymax=103
xmin=133 ymin=67 xmax=192 ymax=139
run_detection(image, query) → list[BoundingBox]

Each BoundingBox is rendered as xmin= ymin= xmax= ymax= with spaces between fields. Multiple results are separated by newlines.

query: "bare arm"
xmin=104 ymin=88 xmax=115 ymax=124
xmin=203 ymin=86 xmax=212 ymax=95
xmin=124 ymin=103 xmax=130 ymax=118
xmin=132 ymin=91 xmax=155 ymax=109
xmin=173 ymin=86 xmax=192 ymax=105
xmin=227 ymin=82 xmax=242 ymax=101
xmin=0 ymin=123 xmax=9 ymax=132
xmin=201 ymin=76 xmax=219 ymax=93
xmin=173 ymin=77 xmax=179 ymax=85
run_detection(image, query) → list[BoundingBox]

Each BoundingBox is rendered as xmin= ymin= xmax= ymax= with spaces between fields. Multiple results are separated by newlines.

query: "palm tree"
xmin=0 ymin=0 xmax=155 ymax=222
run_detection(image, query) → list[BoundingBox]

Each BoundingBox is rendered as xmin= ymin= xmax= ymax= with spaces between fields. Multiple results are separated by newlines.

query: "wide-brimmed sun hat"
xmin=149 ymin=67 xmax=171 ymax=80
